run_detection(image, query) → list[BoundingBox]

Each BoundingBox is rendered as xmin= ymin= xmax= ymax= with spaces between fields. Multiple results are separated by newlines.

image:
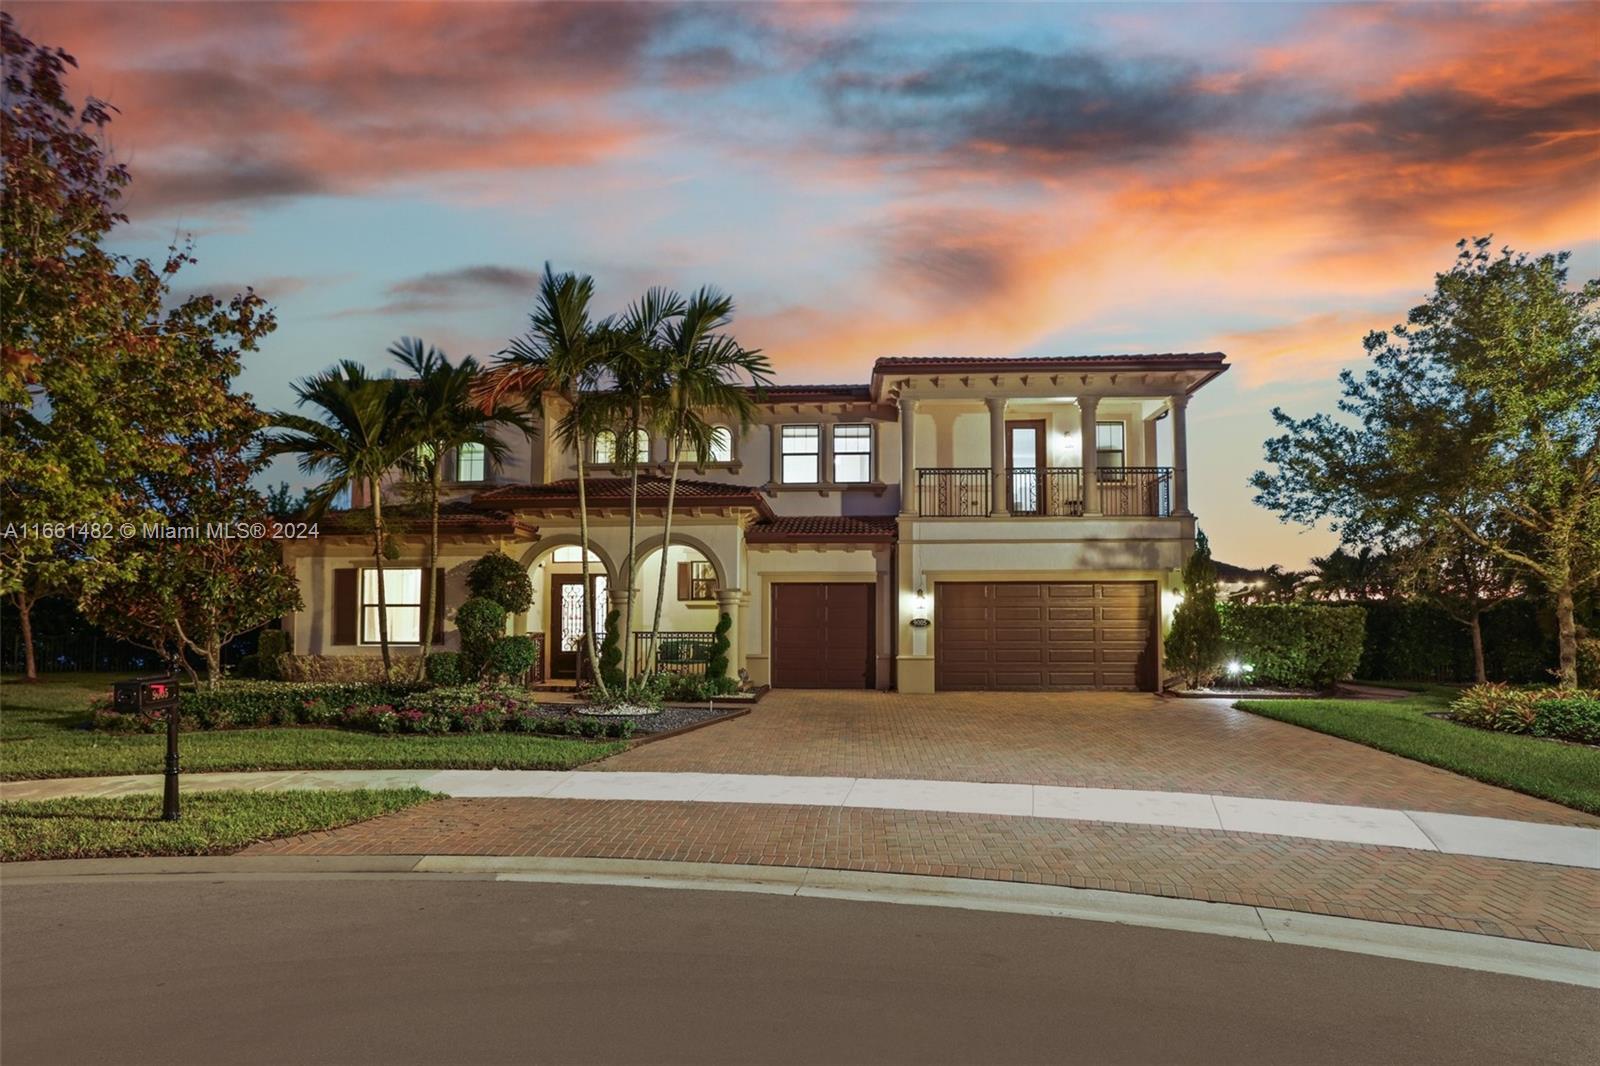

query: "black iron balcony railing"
xmin=917 ymin=468 xmax=991 ymax=517
xmin=635 ymin=631 xmax=716 ymax=676
xmin=916 ymin=466 xmax=1173 ymax=517
xmin=1097 ymin=466 xmax=1173 ymax=517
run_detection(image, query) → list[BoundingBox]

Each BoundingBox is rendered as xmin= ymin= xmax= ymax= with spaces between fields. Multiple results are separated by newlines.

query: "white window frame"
xmin=592 ymin=430 xmax=617 ymax=465
xmin=780 ymin=424 xmax=820 ymax=484
xmin=680 ymin=425 xmax=734 ymax=464
xmin=361 ymin=567 xmax=423 ymax=645
xmin=1095 ymin=421 xmax=1127 ymax=481
xmin=455 ymin=441 xmax=486 ymax=482
xmin=832 ymin=424 xmax=872 ymax=483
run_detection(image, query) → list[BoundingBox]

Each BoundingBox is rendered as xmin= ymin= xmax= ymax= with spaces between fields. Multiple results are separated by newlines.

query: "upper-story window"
xmin=1095 ymin=421 xmax=1126 ymax=478
xmin=832 ymin=424 xmax=872 ymax=483
xmin=626 ymin=427 xmax=650 ymax=465
xmin=676 ymin=425 xmax=733 ymax=464
xmin=780 ymin=425 xmax=820 ymax=483
xmin=592 ymin=430 xmax=617 ymax=465
xmin=592 ymin=429 xmax=648 ymax=466
xmin=455 ymin=442 xmax=486 ymax=482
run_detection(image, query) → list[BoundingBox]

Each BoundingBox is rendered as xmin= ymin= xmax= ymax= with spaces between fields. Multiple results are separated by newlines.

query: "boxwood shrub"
xmin=1218 ymin=604 xmax=1366 ymax=688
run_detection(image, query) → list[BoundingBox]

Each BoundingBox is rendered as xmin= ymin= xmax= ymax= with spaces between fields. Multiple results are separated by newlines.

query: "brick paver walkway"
xmin=605 ymin=692 xmax=1597 ymax=826
xmin=247 ymin=797 xmax=1600 ymax=950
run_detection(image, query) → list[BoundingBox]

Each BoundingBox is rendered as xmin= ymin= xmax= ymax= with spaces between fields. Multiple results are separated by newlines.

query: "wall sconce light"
xmin=911 ymin=585 xmax=931 ymax=628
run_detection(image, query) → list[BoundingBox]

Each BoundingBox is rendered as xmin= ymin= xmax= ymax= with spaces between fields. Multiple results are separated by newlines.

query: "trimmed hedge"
xmin=91 ymin=680 xmax=636 ymax=740
xmin=1451 ymin=684 xmax=1600 ymax=745
xmin=1356 ymin=599 xmax=1566 ymax=684
xmin=425 ymin=652 xmax=464 ymax=686
xmin=487 ymin=635 xmax=538 ymax=681
xmin=456 ymin=596 xmax=507 ymax=675
xmin=1219 ymin=604 xmax=1366 ymax=688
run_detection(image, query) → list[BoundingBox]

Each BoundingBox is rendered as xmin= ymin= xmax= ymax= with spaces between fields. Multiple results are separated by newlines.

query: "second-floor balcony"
xmin=916 ymin=467 xmax=1174 ymax=518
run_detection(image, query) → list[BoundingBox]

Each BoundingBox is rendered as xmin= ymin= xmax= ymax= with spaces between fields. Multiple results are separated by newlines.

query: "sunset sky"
xmin=11 ymin=1 xmax=1598 ymax=566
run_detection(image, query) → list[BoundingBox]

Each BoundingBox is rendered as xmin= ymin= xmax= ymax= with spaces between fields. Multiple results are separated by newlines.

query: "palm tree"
xmin=263 ymin=361 xmax=411 ymax=675
xmin=644 ymin=287 xmax=771 ymax=673
xmin=392 ymin=337 xmax=534 ymax=678
xmin=493 ymin=265 xmax=613 ymax=694
xmin=599 ymin=287 xmax=682 ymax=680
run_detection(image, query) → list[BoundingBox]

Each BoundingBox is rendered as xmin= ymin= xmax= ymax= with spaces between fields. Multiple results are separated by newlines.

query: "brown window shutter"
xmin=332 ymin=568 xmax=358 ymax=645
xmin=677 ymin=561 xmax=691 ymax=601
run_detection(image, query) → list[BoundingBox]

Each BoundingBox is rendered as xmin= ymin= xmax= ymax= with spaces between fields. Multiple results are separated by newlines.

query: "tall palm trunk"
xmin=417 ymin=464 xmax=443 ymax=681
xmin=573 ymin=426 xmax=607 ymax=695
xmin=621 ymin=400 xmax=643 ymax=681
xmin=648 ymin=437 xmax=684 ymax=674
xmin=370 ymin=478 xmax=393 ymax=677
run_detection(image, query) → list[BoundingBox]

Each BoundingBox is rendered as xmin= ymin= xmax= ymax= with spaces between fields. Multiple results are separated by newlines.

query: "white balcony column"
xmin=985 ymin=396 xmax=1009 ymax=515
xmin=1169 ymin=392 xmax=1191 ymax=516
xmin=898 ymin=395 xmax=917 ymax=515
xmin=1077 ymin=395 xmax=1101 ymax=516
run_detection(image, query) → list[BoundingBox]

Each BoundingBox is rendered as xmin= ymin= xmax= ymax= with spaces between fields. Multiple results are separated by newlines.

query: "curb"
xmin=5 ymin=854 xmax=1596 ymax=988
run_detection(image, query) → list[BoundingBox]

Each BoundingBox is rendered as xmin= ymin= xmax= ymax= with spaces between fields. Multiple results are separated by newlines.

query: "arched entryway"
xmin=632 ymin=540 xmax=723 ymax=676
xmin=521 ymin=540 xmax=613 ymax=683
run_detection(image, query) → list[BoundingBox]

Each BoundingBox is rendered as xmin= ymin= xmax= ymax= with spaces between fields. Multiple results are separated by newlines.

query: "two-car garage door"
xmin=935 ymin=582 xmax=1156 ymax=691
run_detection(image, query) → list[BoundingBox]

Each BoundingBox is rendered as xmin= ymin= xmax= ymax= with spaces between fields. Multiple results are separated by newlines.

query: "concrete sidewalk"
xmin=6 ymin=768 xmax=1597 ymax=869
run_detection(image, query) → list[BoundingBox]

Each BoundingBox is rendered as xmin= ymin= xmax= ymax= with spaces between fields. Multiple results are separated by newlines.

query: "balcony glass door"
xmin=1006 ymin=420 xmax=1045 ymax=515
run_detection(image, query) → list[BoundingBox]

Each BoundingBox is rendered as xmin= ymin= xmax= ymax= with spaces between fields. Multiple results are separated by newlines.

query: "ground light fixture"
xmin=1224 ymin=660 xmax=1254 ymax=677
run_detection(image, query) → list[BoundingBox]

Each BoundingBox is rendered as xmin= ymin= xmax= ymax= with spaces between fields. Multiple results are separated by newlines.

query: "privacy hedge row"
xmin=1218 ymin=604 xmax=1366 ymax=688
xmin=1356 ymin=599 xmax=1565 ymax=684
xmin=1450 ymin=684 xmax=1600 ymax=745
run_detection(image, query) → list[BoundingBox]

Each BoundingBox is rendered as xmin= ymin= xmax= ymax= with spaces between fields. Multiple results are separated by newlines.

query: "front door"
xmin=1006 ymin=420 xmax=1045 ymax=514
xmin=550 ymin=573 xmax=609 ymax=680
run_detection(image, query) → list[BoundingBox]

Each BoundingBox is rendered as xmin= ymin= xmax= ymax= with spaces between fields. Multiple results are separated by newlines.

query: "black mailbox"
xmin=113 ymin=676 xmax=179 ymax=715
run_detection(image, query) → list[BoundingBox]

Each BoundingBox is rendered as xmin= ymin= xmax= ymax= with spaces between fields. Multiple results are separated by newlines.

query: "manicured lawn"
xmin=0 ymin=789 xmax=436 ymax=862
xmin=1 ymin=673 xmax=625 ymax=781
xmin=1236 ymin=690 xmax=1600 ymax=815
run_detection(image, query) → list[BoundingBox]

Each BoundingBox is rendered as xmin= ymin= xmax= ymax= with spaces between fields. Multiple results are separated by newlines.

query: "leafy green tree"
xmin=1394 ymin=520 xmax=1518 ymax=683
xmin=1253 ymin=239 xmax=1599 ymax=686
xmin=263 ymin=362 xmax=411 ymax=675
xmin=643 ymin=287 xmax=771 ymax=672
xmin=494 ymin=265 xmax=614 ymax=694
xmin=466 ymin=550 xmax=533 ymax=615
xmin=264 ymin=481 xmax=310 ymax=519
xmin=1164 ymin=531 xmax=1223 ymax=687
xmin=1 ymin=15 xmax=273 ymax=678
xmin=392 ymin=337 xmax=532 ymax=676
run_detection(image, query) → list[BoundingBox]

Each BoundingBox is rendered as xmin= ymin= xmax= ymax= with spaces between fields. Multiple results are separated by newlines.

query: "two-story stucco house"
xmin=280 ymin=352 xmax=1229 ymax=693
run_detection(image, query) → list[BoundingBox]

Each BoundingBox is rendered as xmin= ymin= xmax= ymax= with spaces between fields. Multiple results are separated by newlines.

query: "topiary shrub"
xmin=256 ymin=629 xmax=290 ymax=680
xmin=1219 ymin=604 xmax=1366 ymax=688
xmin=456 ymin=596 xmax=508 ymax=676
xmin=1164 ymin=531 xmax=1222 ymax=688
xmin=1531 ymin=696 xmax=1600 ymax=745
xmin=486 ymin=635 xmax=537 ymax=682
xmin=596 ymin=608 xmax=623 ymax=689
xmin=466 ymin=551 xmax=533 ymax=614
xmin=425 ymin=651 xmax=463 ymax=686
xmin=706 ymin=611 xmax=732 ymax=682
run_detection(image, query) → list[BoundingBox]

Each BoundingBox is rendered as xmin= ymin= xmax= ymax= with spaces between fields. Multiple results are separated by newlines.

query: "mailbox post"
xmin=113 ymin=676 xmax=182 ymax=820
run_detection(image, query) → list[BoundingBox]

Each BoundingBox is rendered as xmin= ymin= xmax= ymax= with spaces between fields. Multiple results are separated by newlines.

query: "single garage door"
xmin=935 ymin=582 xmax=1156 ymax=691
xmin=771 ymin=583 xmax=874 ymax=689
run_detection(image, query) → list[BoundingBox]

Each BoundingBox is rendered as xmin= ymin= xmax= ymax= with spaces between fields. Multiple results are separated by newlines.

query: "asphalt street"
xmin=2 ymin=877 xmax=1595 ymax=1065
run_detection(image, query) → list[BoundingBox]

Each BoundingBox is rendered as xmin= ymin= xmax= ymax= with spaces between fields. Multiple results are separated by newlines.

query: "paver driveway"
xmin=605 ymin=691 xmax=1597 ymax=826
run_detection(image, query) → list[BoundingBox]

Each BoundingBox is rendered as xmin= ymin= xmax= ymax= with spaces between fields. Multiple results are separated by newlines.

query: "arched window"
xmin=676 ymin=426 xmax=733 ymax=463
xmin=627 ymin=428 xmax=651 ymax=465
xmin=455 ymin=442 xmax=486 ymax=482
xmin=592 ymin=430 xmax=617 ymax=465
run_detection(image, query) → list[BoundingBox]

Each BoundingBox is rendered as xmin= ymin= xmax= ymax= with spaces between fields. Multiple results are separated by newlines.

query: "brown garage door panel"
xmin=771 ymin=583 xmax=874 ymax=690
xmin=935 ymin=581 xmax=1156 ymax=692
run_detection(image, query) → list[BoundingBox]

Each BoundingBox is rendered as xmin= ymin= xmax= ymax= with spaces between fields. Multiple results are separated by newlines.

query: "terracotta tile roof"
xmin=873 ymin=353 xmax=1226 ymax=372
xmin=747 ymin=383 xmax=875 ymax=402
xmin=473 ymin=475 xmax=773 ymax=515
xmin=312 ymin=502 xmax=531 ymax=536
xmin=745 ymin=514 xmax=899 ymax=543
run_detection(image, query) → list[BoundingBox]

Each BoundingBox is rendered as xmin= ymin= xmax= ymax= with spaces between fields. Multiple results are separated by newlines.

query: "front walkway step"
xmin=6 ymin=769 xmax=1597 ymax=870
